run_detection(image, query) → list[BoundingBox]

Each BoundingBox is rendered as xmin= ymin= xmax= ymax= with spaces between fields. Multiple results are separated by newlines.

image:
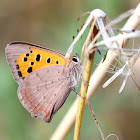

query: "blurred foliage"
xmin=0 ymin=0 xmax=140 ymax=140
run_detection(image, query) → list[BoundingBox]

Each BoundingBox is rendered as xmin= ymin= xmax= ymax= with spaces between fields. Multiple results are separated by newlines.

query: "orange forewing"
xmin=16 ymin=46 xmax=65 ymax=78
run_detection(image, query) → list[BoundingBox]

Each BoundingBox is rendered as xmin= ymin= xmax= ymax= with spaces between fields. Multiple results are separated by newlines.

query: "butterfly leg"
xmin=71 ymin=88 xmax=85 ymax=99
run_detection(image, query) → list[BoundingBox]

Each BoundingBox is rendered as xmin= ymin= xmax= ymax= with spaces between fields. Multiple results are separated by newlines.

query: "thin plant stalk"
xmin=74 ymin=24 xmax=98 ymax=139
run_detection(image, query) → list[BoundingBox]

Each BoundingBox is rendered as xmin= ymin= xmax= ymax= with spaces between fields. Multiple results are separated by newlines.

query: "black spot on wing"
xmin=47 ymin=58 xmax=51 ymax=63
xmin=31 ymin=62 xmax=34 ymax=65
xmin=18 ymin=71 xmax=22 ymax=77
xmin=23 ymin=57 xmax=27 ymax=62
xmin=36 ymin=54 xmax=41 ymax=61
xmin=26 ymin=53 xmax=29 ymax=57
xmin=27 ymin=67 xmax=32 ymax=73
xmin=16 ymin=64 xmax=19 ymax=70
xmin=56 ymin=61 xmax=59 ymax=64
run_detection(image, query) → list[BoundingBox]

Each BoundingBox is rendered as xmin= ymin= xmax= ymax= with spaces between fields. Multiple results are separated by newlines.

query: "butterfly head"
xmin=68 ymin=53 xmax=82 ymax=87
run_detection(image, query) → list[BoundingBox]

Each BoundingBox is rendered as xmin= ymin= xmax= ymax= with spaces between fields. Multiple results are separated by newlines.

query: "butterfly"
xmin=5 ymin=42 xmax=82 ymax=122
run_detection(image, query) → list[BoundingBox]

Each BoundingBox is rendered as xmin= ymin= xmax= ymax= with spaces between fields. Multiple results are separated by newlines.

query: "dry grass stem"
xmin=74 ymin=23 xmax=98 ymax=140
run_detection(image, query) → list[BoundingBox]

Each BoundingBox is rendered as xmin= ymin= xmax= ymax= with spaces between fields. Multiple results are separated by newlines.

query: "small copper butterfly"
xmin=5 ymin=42 xmax=82 ymax=122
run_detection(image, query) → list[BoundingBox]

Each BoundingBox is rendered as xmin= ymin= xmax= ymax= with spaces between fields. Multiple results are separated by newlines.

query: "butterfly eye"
xmin=72 ymin=57 xmax=78 ymax=63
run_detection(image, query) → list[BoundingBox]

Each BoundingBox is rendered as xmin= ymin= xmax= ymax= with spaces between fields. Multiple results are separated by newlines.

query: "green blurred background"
xmin=0 ymin=0 xmax=140 ymax=140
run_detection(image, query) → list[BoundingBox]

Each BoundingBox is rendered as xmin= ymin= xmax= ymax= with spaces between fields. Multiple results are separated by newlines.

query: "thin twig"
xmin=87 ymin=100 xmax=105 ymax=140
xmin=130 ymin=74 xmax=140 ymax=90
